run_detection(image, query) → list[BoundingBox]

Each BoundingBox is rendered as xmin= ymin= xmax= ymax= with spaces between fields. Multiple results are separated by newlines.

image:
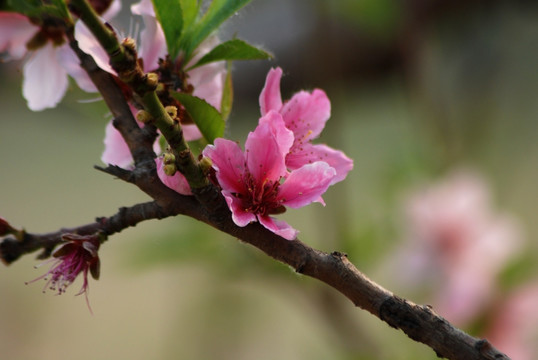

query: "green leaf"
xmin=49 ymin=0 xmax=69 ymax=18
xmin=220 ymin=61 xmax=234 ymax=122
xmin=152 ymin=0 xmax=184 ymax=59
xmin=182 ymin=0 xmax=252 ymax=61
xmin=189 ymin=39 xmax=272 ymax=69
xmin=7 ymin=0 xmax=41 ymax=15
xmin=180 ymin=0 xmax=199 ymax=33
xmin=172 ymin=92 xmax=225 ymax=143
xmin=8 ymin=0 xmax=68 ymax=19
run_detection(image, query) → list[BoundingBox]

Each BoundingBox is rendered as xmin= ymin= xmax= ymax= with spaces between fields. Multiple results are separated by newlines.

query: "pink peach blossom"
xmin=203 ymin=111 xmax=336 ymax=240
xmin=0 ymin=12 xmax=38 ymax=60
xmin=259 ymin=67 xmax=353 ymax=185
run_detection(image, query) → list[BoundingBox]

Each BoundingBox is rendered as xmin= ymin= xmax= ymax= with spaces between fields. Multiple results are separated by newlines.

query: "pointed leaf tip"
xmin=190 ymin=39 xmax=272 ymax=69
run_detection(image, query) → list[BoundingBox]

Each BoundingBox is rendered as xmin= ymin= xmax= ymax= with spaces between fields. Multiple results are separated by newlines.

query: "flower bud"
xmin=122 ymin=37 xmax=137 ymax=54
xmin=164 ymin=163 xmax=177 ymax=176
xmin=199 ymin=157 xmax=213 ymax=175
xmin=163 ymin=153 xmax=175 ymax=165
xmin=146 ymin=72 xmax=159 ymax=89
xmin=0 ymin=216 xmax=12 ymax=236
xmin=165 ymin=106 xmax=178 ymax=119
xmin=136 ymin=109 xmax=153 ymax=123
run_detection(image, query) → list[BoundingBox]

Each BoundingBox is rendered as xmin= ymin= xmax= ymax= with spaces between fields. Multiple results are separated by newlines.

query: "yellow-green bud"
xmin=122 ymin=37 xmax=137 ymax=53
xmin=163 ymin=153 xmax=175 ymax=165
xmin=146 ymin=72 xmax=159 ymax=88
xmin=163 ymin=163 xmax=177 ymax=176
xmin=199 ymin=156 xmax=213 ymax=175
xmin=136 ymin=109 xmax=153 ymax=123
xmin=156 ymin=83 xmax=165 ymax=94
xmin=165 ymin=106 xmax=178 ymax=119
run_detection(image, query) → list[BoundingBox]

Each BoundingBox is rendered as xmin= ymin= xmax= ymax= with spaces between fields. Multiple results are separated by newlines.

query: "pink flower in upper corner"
xmin=486 ymin=282 xmax=538 ymax=360
xmin=203 ymin=110 xmax=336 ymax=240
xmin=155 ymin=157 xmax=192 ymax=195
xmin=259 ymin=67 xmax=353 ymax=185
xmin=385 ymin=170 xmax=522 ymax=326
xmin=27 ymin=233 xmax=101 ymax=313
xmin=0 ymin=2 xmax=121 ymax=111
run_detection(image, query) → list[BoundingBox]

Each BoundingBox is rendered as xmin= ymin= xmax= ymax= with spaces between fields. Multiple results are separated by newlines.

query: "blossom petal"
xmin=190 ymin=61 xmax=226 ymax=110
xmin=258 ymin=215 xmax=298 ymax=240
xmin=188 ymin=36 xmax=226 ymax=109
xmin=136 ymin=15 xmax=167 ymax=72
xmin=246 ymin=111 xmax=292 ymax=183
xmin=103 ymin=0 xmax=122 ymax=20
xmin=203 ymin=138 xmax=247 ymax=194
xmin=101 ymin=120 xmax=133 ymax=168
xmin=277 ymin=162 xmax=336 ymax=208
xmin=259 ymin=67 xmax=283 ymax=115
xmin=23 ymin=43 xmax=68 ymax=111
xmin=56 ymin=45 xmax=97 ymax=92
xmin=182 ymin=124 xmax=203 ymax=142
xmin=155 ymin=157 xmax=192 ymax=195
xmin=223 ymin=191 xmax=256 ymax=226
xmin=280 ymin=89 xmax=330 ymax=143
xmin=287 ymin=143 xmax=353 ymax=184
xmin=258 ymin=110 xmax=295 ymax=157
xmin=131 ymin=0 xmax=155 ymax=17
xmin=75 ymin=21 xmax=115 ymax=74
xmin=0 ymin=12 xmax=37 ymax=60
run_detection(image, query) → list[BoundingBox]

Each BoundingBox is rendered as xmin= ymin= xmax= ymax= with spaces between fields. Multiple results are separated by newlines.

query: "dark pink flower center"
xmin=240 ymin=172 xmax=285 ymax=216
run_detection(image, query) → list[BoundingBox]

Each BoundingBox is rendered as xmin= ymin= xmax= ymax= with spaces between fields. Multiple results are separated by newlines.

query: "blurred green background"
xmin=1 ymin=0 xmax=537 ymax=359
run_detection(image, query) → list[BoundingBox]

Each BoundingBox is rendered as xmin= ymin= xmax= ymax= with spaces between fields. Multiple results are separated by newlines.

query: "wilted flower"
xmin=259 ymin=67 xmax=353 ymax=185
xmin=203 ymin=110 xmax=336 ymax=240
xmin=0 ymin=216 xmax=13 ymax=236
xmin=385 ymin=170 xmax=522 ymax=326
xmin=27 ymin=233 xmax=101 ymax=312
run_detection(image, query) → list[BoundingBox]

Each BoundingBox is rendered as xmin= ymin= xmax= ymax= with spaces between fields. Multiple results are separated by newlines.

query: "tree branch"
xmin=1 ymin=191 xmax=510 ymax=359
xmin=1 ymin=3 xmax=511 ymax=358
xmin=0 ymin=201 xmax=171 ymax=264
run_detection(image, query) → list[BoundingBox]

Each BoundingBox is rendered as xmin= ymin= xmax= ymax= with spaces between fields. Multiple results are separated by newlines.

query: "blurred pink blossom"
xmin=203 ymin=110 xmax=336 ymax=240
xmin=387 ymin=170 xmax=522 ymax=326
xmin=486 ymin=282 xmax=538 ymax=360
xmin=259 ymin=67 xmax=353 ymax=185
